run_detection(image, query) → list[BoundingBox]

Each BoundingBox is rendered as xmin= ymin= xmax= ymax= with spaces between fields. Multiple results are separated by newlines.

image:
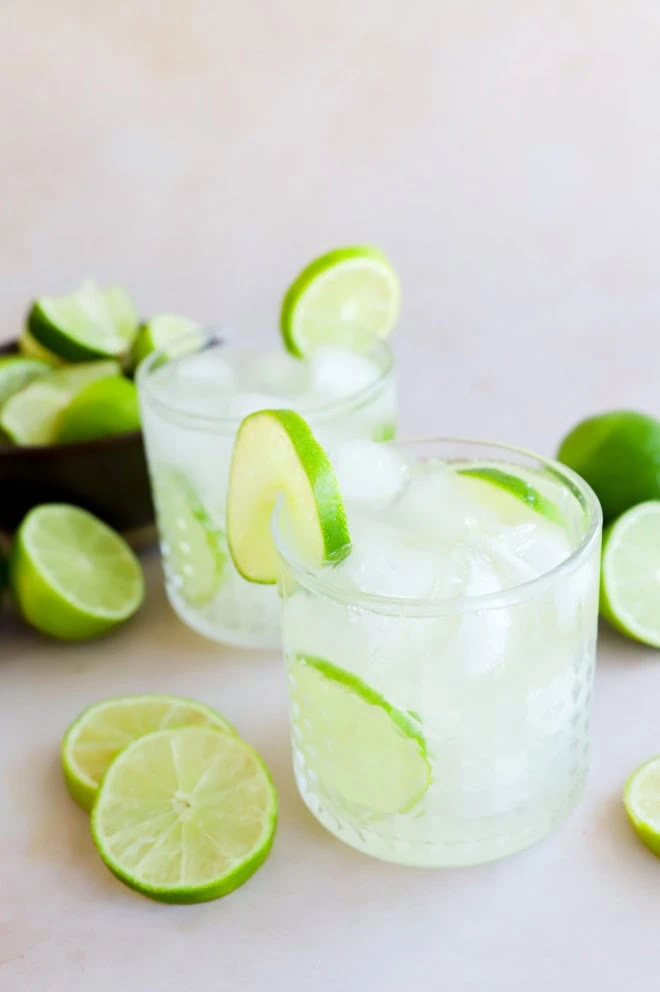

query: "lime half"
xmin=280 ymin=246 xmax=400 ymax=357
xmin=600 ymin=501 xmax=660 ymax=647
xmin=91 ymin=726 xmax=277 ymax=903
xmin=28 ymin=281 xmax=139 ymax=362
xmin=62 ymin=694 xmax=235 ymax=811
xmin=290 ymin=655 xmax=431 ymax=814
xmin=227 ymin=409 xmax=351 ymax=583
xmin=155 ymin=469 xmax=227 ymax=606
xmin=624 ymin=756 xmax=660 ymax=856
xmin=0 ymin=360 xmax=120 ymax=445
xmin=11 ymin=504 xmax=144 ymax=640
xmin=0 ymin=356 xmax=50 ymax=410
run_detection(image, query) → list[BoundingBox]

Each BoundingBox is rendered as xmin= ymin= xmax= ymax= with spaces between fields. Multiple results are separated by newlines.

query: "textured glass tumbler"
xmin=275 ymin=439 xmax=602 ymax=867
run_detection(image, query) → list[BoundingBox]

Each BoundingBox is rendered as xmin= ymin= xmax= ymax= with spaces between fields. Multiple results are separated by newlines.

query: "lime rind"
xmin=280 ymin=246 xmax=400 ymax=357
xmin=458 ymin=465 xmax=566 ymax=527
xmin=62 ymin=693 xmax=236 ymax=811
xmin=132 ymin=314 xmax=201 ymax=369
xmin=227 ymin=409 xmax=351 ymax=584
xmin=624 ymin=755 xmax=660 ymax=857
xmin=91 ymin=726 xmax=278 ymax=903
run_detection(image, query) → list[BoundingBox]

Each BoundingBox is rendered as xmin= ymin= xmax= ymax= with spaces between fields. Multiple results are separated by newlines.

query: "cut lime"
xmin=62 ymin=694 xmax=235 ymax=811
xmin=0 ymin=360 xmax=120 ymax=445
xmin=28 ymin=281 xmax=139 ymax=362
xmin=56 ymin=376 xmax=140 ymax=444
xmin=227 ymin=409 xmax=351 ymax=584
xmin=132 ymin=314 xmax=201 ymax=368
xmin=458 ymin=465 xmax=565 ymax=526
xmin=280 ymin=246 xmax=401 ymax=357
xmin=624 ymin=755 xmax=660 ymax=856
xmin=18 ymin=327 xmax=65 ymax=367
xmin=0 ymin=356 xmax=50 ymax=410
xmin=290 ymin=655 xmax=431 ymax=814
xmin=558 ymin=411 xmax=660 ymax=523
xmin=11 ymin=504 xmax=144 ymax=640
xmin=91 ymin=726 xmax=277 ymax=903
xmin=600 ymin=501 xmax=660 ymax=647
xmin=155 ymin=469 xmax=227 ymax=605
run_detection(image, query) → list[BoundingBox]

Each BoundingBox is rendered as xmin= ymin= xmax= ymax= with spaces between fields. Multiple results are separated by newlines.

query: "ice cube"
xmin=309 ymin=346 xmax=379 ymax=400
xmin=337 ymin=521 xmax=447 ymax=599
xmin=244 ymin=352 xmax=309 ymax=397
xmin=395 ymin=461 xmax=486 ymax=542
xmin=330 ymin=439 xmax=410 ymax=509
xmin=176 ymin=350 xmax=237 ymax=391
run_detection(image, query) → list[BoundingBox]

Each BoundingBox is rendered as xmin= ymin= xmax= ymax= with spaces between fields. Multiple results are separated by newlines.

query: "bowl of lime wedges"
xmin=0 ymin=282 xmax=174 ymax=545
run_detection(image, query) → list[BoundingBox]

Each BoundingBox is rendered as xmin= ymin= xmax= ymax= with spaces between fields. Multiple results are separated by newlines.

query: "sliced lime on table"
xmin=0 ymin=356 xmax=50 ymax=409
xmin=28 ymin=281 xmax=138 ymax=362
xmin=91 ymin=726 xmax=277 ymax=903
xmin=291 ymin=655 xmax=430 ymax=814
xmin=624 ymin=755 xmax=660 ymax=856
xmin=280 ymin=246 xmax=401 ymax=357
xmin=56 ymin=376 xmax=140 ymax=443
xmin=227 ymin=409 xmax=351 ymax=583
xmin=558 ymin=411 xmax=660 ymax=523
xmin=0 ymin=360 xmax=120 ymax=445
xmin=600 ymin=501 xmax=660 ymax=647
xmin=155 ymin=469 xmax=227 ymax=606
xmin=18 ymin=327 xmax=65 ymax=367
xmin=132 ymin=314 xmax=201 ymax=368
xmin=458 ymin=465 xmax=565 ymax=526
xmin=62 ymin=694 xmax=235 ymax=811
xmin=11 ymin=504 xmax=144 ymax=640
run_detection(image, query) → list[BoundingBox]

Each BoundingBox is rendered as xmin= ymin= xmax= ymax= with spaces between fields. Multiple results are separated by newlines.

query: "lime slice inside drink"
xmin=280 ymin=246 xmax=400 ymax=357
xmin=91 ymin=726 xmax=277 ymax=902
xmin=11 ymin=504 xmax=144 ymax=640
xmin=62 ymin=694 xmax=235 ymax=811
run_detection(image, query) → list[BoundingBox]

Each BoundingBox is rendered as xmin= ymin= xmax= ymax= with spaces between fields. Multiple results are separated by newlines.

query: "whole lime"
xmin=56 ymin=376 xmax=140 ymax=444
xmin=557 ymin=411 xmax=660 ymax=523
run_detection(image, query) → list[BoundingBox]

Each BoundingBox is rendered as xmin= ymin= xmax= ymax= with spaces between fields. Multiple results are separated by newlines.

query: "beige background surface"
xmin=3 ymin=2 xmax=660 ymax=990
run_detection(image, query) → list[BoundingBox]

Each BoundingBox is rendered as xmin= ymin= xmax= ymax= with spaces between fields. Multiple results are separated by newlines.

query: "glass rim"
xmin=136 ymin=327 xmax=395 ymax=433
xmin=271 ymin=436 xmax=603 ymax=618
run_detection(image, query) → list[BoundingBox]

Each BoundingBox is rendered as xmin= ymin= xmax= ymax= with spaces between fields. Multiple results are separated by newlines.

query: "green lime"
xmin=28 ymin=281 xmax=138 ymax=362
xmin=227 ymin=409 xmax=351 ymax=583
xmin=624 ymin=755 xmax=660 ymax=856
xmin=62 ymin=694 xmax=236 ymax=811
xmin=56 ymin=376 xmax=140 ymax=444
xmin=18 ymin=327 xmax=65 ymax=367
xmin=458 ymin=465 xmax=565 ymax=526
xmin=91 ymin=726 xmax=277 ymax=903
xmin=280 ymin=246 xmax=401 ymax=357
xmin=132 ymin=314 xmax=201 ymax=368
xmin=290 ymin=655 xmax=431 ymax=814
xmin=154 ymin=469 xmax=227 ymax=606
xmin=600 ymin=501 xmax=660 ymax=646
xmin=557 ymin=411 xmax=660 ymax=523
xmin=0 ymin=357 xmax=50 ymax=409
xmin=11 ymin=504 xmax=144 ymax=640
xmin=0 ymin=360 xmax=120 ymax=445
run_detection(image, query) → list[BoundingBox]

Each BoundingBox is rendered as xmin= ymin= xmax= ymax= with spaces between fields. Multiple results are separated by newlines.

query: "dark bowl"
xmin=0 ymin=342 xmax=155 ymax=548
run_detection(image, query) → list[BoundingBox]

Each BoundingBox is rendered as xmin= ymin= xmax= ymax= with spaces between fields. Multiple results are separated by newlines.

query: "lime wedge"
xmin=600 ymin=501 xmax=660 ymax=646
xmin=62 ymin=694 xmax=235 ymax=811
xmin=28 ymin=281 xmax=139 ymax=362
xmin=18 ymin=327 xmax=65 ymax=367
xmin=558 ymin=411 xmax=660 ymax=523
xmin=11 ymin=504 xmax=144 ymax=640
xmin=624 ymin=755 xmax=660 ymax=856
xmin=290 ymin=655 xmax=431 ymax=814
xmin=0 ymin=356 xmax=50 ymax=409
xmin=458 ymin=465 xmax=565 ymax=526
xmin=91 ymin=726 xmax=277 ymax=903
xmin=0 ymin=360 xmax=120 ymax=445
xmin=132 ymin=314 xmax=201 ymax=368
xmin=280 ymin=246 xmax=401 ymax=357
xmin=56 ymin=376 xmax=140 ymax=443
xmin=154 ymin=469 xmax=227 ymax=605
xmin=227 ymin=409 xmax=351 ymax=584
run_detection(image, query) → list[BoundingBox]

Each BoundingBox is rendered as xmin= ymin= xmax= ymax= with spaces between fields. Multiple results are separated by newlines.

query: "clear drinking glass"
xmin=137 ymin=330 xmax=396 ymax=648
xmin=274 ymin=439 xmax=602 ymax=867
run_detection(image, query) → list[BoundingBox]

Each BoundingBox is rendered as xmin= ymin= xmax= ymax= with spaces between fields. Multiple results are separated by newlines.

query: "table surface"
xmin=5 ymin=2 xmax=660 ymax=990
